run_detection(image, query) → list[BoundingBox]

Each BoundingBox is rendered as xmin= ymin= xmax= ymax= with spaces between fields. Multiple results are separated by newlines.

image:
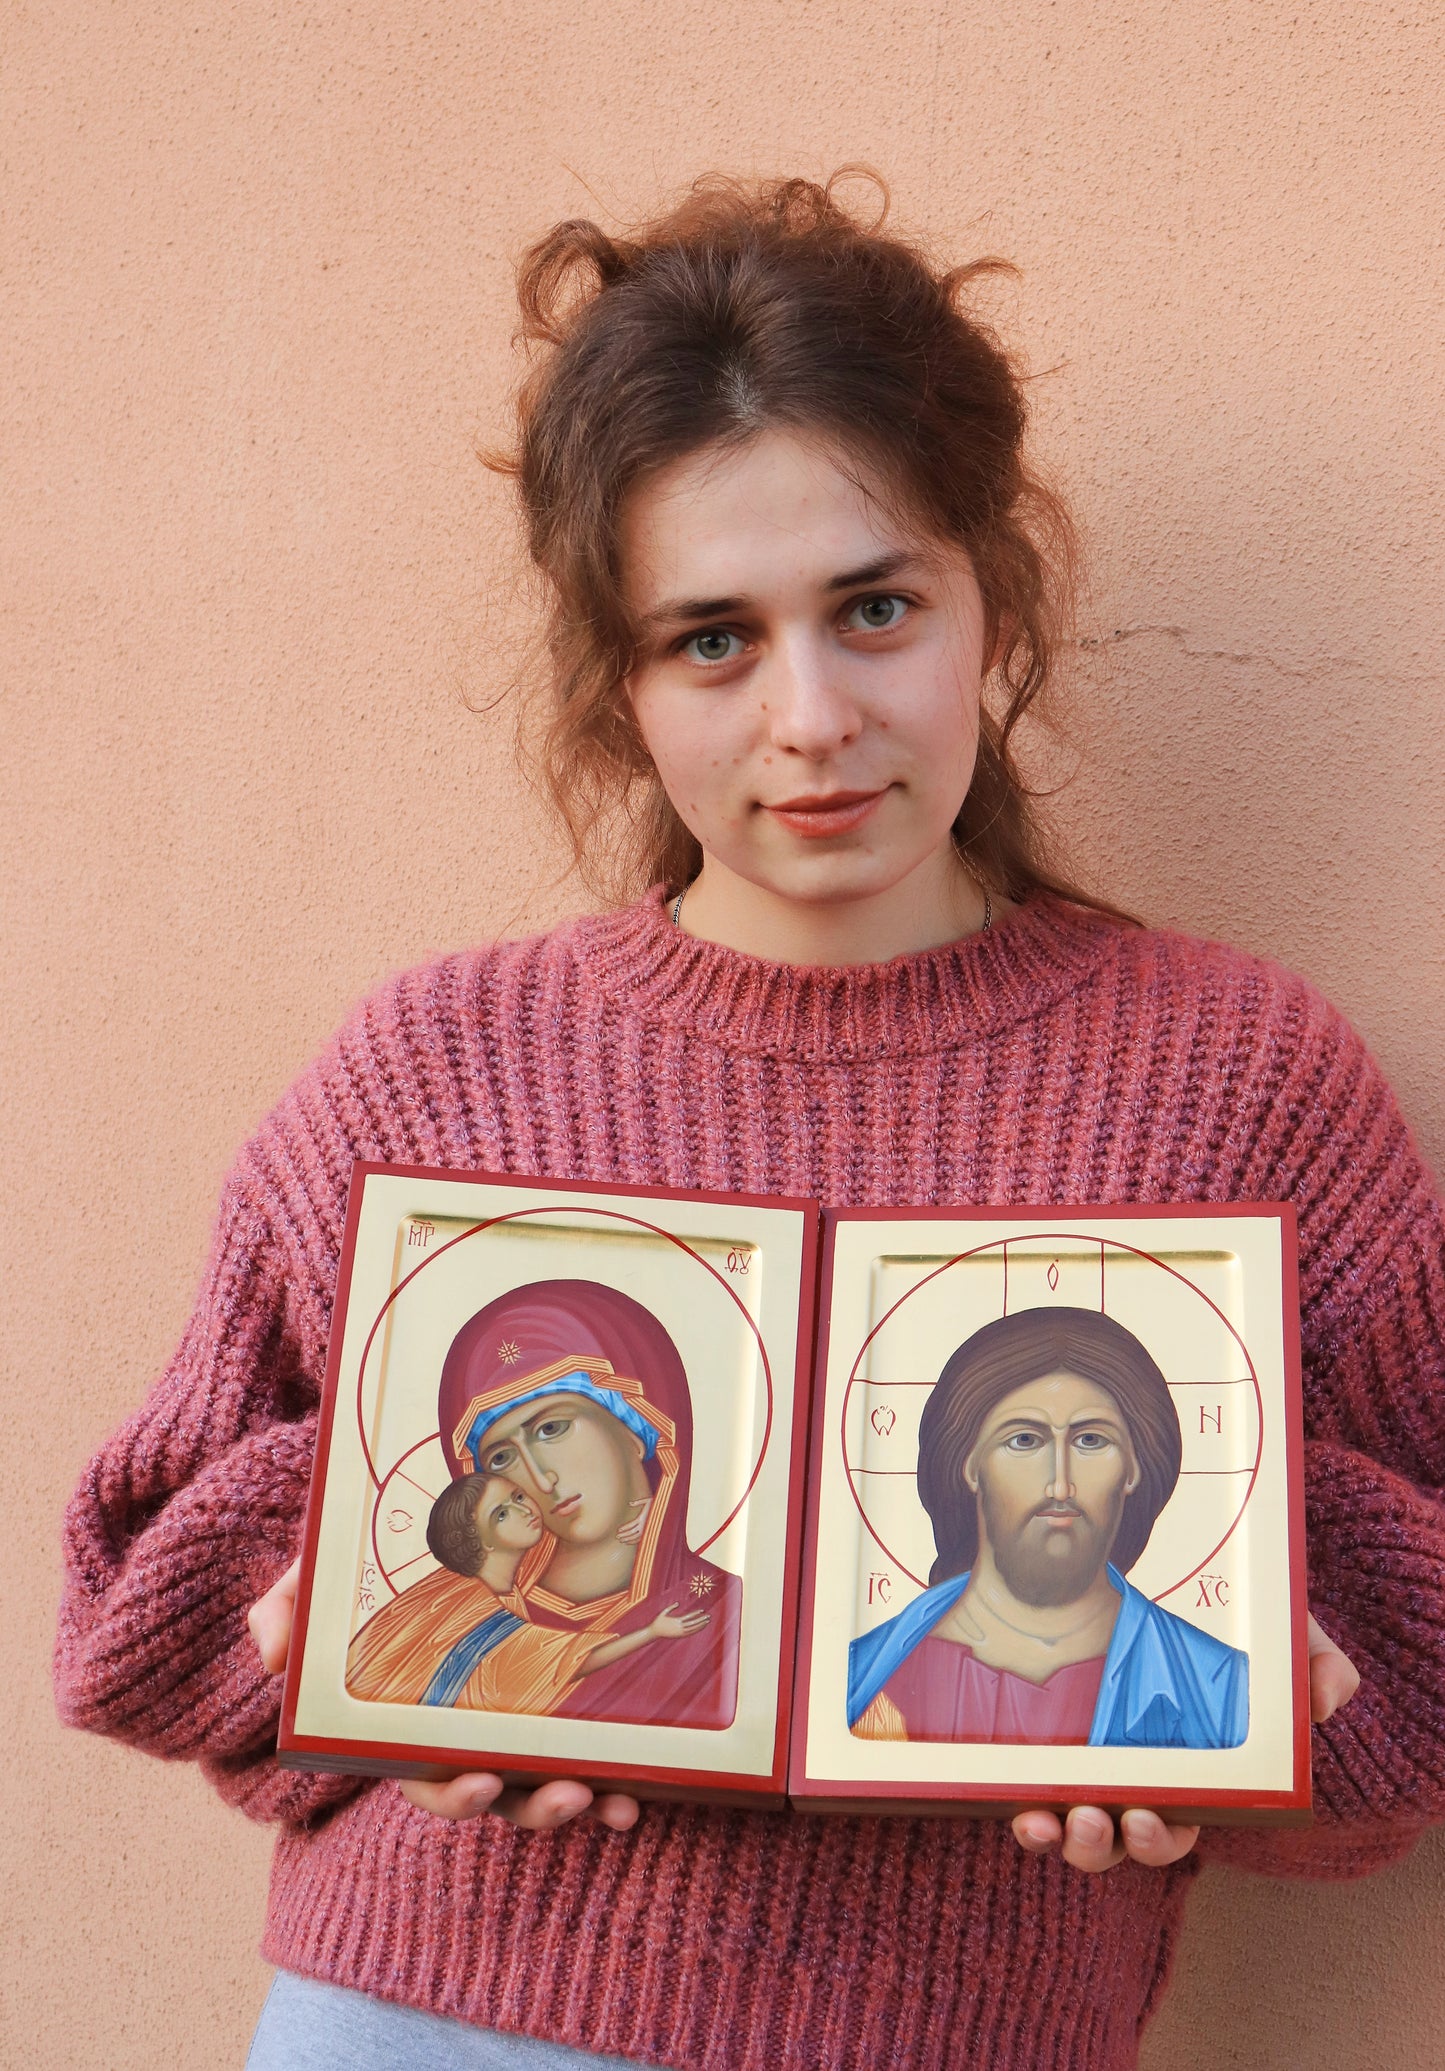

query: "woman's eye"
xmin=681 ymin=628 xmax=744 ymax=665
xmin=485 ymin=1447 xmax=515 ymax=1472
xmin=846 ymin=593 xmax=908 ymax=632
xmin=535 ymin=1418 xmax=570 ymax=1441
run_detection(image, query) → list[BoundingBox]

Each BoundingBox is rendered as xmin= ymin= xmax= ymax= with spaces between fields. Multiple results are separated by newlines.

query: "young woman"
xmin=56 ymin=174 xmax=1445 ymax=2071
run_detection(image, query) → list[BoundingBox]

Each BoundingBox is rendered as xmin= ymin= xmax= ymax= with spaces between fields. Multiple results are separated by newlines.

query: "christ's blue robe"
xmin=847 ymin=1564 xmax=1248 ymax=1749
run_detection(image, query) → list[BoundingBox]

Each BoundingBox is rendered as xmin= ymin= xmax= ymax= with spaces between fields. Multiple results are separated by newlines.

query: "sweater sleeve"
xmin=1199 ymin=1000 xmax=1445 ymax=1878
xmin=53 ymin=1167 xmax=363 ymax=1827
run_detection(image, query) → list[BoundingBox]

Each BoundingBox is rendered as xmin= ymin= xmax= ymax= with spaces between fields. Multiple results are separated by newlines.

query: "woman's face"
xmin=621 ymin=430 xmax=990 ymax=943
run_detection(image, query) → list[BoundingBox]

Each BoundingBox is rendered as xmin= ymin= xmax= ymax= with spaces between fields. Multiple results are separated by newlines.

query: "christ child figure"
xmin=345 ymin=1471 xmax=708 ymax=1714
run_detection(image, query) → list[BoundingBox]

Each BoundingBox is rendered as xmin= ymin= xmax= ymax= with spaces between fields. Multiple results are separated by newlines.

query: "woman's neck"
xmin=676 ymin=848 xmax=997 ymax=967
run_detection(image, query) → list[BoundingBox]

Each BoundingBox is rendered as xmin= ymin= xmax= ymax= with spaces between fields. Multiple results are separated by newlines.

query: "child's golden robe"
xmin=346 ymin=1567 xmax=598 ymax=1713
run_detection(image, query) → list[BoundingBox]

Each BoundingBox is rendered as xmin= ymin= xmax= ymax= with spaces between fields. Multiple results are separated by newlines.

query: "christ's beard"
xmin=982 ymin=1487 xmax=1125 ymax=1609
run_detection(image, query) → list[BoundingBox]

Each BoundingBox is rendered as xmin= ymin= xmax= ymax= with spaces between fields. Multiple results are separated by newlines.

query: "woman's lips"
xmin=765 ymin=788 xmax=887 ymax=838
xmin=549 ymin=1493 xmax=581 ymax=1519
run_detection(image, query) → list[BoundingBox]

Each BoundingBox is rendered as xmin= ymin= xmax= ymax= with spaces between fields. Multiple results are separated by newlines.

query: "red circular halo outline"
xmin=356 ymin=1204 xmax=775 ymax=1596
xmin=840 ymin=1232 xmax=1264 ymax=1605
xmin=370 ymin=1432 xmax=447 ymax=1595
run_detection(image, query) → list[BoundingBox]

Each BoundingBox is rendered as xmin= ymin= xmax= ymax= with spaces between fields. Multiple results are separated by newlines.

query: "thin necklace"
xmin=670 ymin=883 xmax=993 ymax=932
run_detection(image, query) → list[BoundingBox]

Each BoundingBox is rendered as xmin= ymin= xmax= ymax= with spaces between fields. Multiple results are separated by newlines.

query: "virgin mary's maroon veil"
xmin=436 ymin=1278 xmax=742 ymax=1730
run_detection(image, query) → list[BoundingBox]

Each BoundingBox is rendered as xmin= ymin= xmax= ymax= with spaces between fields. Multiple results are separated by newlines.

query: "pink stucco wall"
xmin=7 ymin=5 xmax=1443 ymax=2065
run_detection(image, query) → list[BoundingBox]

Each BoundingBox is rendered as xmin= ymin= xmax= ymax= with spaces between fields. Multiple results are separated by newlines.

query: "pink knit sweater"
xmin=55 ymin=892 xmax=1445 ymax=2070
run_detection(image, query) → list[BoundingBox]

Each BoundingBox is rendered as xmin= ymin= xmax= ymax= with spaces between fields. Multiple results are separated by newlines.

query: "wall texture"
xmin=6 ymin=3 xmax=1443 ymax=2065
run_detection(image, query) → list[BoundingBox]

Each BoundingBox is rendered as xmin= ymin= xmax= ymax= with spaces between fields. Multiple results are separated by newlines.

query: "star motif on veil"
xmin=497 ymin=1340 xmax=521 ymax=1365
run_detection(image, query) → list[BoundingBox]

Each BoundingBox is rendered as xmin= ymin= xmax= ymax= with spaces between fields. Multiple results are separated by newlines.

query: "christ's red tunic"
xmin=880 ymin=1636 xmax=1106 ymax=1744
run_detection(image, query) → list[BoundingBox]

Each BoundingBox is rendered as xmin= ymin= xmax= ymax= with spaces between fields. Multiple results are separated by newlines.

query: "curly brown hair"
xmin=491 ymin=168 xmax=1118 ymax=912
xmin=425 ymin=1476 xmax=488 ymax=1579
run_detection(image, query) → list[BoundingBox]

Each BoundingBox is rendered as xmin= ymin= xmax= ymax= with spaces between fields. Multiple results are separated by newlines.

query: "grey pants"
xmin=246 ymin=1974 xmax=639 ymax=2069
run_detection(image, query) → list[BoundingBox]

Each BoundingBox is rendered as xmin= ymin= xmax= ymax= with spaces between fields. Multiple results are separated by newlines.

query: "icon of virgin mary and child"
xmin=848 ymin=1308 xmax=1250 ymax=1750
xmin=347 ymin=1281 xmax=741 ymax=1729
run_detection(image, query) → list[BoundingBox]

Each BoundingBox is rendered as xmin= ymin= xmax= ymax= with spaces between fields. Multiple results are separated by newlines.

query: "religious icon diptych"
xmin=281 ymin=1177 xmax=1309 ymax=1822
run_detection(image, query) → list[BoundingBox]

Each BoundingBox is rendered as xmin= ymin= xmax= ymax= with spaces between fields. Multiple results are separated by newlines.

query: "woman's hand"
xmin=1307 ymin=1608 xmax=1360 ymax=1720
xmin=246 ymin=1559 xmax=641 ymax=1833
xmin=247 ymin=1556 xmax=301 ymax=1675
xmin=1011 ymin=1804 xmax=1201 ymax=1871
xmin=398 ymin=1774 xmax=641 ymax=1830
xmin=1010 ymin=1612 xmax=1360 ymax=1871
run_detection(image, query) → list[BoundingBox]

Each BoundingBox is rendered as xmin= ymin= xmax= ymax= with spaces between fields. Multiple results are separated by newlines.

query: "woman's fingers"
xmin=589 ymin=1792 xmax=643 ymax=1831
xmin=487 ymin=1780 xmax=641 ymax=1832
xmin=246 ymin=1556 xmax=301 ymax=1675
xmin=400 ymin=1773 xmax=506 ymax=1821
xmin=480 ymin=1778 xmax=598 ymax=1828
xmin=398 ymin=1773 xmax=641 ymax=1832
xmin=1118 ymin=1809 xmax=1200 ymax=1866
xmin=1012 ymin=1806 xmax=1199 ymax=1872
xmin=1308 ymin=1610 xmax=1361 ymax=1723
xmin=1012 ymin=1809 xmax=1063 ymax=1854
xmin=1061 ymin=1805 xmax=1128 ymax=1871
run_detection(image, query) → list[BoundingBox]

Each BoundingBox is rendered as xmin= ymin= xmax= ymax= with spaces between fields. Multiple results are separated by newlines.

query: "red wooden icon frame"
xmin=278 ymin=1162 xmax=823 ymax=1805
xmin=787 ymin=1203 xmax=1312 ymax=1824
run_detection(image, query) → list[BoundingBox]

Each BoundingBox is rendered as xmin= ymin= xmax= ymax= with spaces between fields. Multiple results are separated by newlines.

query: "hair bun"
xmin=515 ymin=218 xmax=639 ymax=347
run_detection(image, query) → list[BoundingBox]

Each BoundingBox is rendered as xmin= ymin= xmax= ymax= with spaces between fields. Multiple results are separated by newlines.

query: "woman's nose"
xmin=764 ymin=635 xmax=864 ymax=759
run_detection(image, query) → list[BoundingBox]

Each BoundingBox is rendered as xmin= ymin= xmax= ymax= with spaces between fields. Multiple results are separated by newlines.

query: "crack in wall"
xmin=1074 ymin=622 xmax=1349 ymax=683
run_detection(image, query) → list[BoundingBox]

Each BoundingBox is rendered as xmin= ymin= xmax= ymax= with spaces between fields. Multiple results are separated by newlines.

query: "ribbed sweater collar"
xmin=564 ymin=887 xmax=1127 ymax=1061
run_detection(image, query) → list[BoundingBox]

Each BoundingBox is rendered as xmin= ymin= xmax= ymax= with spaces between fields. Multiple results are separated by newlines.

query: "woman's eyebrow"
xmin=823 ymin=550 xmax=926 ymax=593
xmin=641 ymin=590 xmax=746 ymax=629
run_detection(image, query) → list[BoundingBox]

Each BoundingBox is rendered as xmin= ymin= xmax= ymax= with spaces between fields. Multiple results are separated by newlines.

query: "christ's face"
xmin=476 ymin=1394 xmax=647 ymax=1548
xmin=474 ymin=1479 xmax=542 ymax=1554
xmin=966 ymin=1371 xmax=1140 ymax=1608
